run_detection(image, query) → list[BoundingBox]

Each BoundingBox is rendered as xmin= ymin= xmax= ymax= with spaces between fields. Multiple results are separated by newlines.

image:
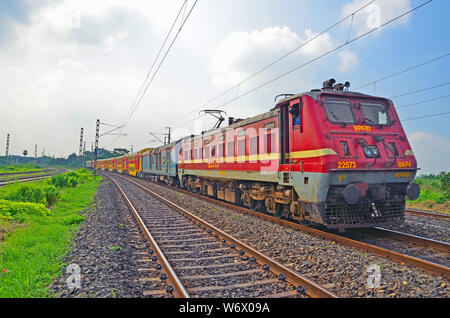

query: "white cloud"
xmin=341 ymin=0 xmax=411 ymax=36
xmin=211 ymin=27 xmax=334 ymax=87
xmin=337 ymin=49 xmax=358 ymax=72
xmin=408 ymin=132 xmax=450 ymax=175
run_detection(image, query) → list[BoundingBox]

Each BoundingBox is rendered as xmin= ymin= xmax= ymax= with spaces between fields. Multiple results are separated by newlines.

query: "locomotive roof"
xmin=277 ymin=89 xmax=384 ymax=104
xmin=183 ymin=108 xmax=278 ymax=142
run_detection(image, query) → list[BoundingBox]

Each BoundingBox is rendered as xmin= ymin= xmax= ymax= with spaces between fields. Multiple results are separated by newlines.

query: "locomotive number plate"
xmin=338 ymin=161 xmax=357 ymax=169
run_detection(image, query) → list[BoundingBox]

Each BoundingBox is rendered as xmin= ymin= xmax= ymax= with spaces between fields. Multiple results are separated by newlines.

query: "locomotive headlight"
xmin=363 ymin=145 xmax=379 ymax=158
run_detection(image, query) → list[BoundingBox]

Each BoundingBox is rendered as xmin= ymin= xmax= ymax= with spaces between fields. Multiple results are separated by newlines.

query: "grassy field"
xmin=0 ymin=169 xmax=101 ymax=297
xmin=0 ymin=164 xmax=45 ymax=175
xmin=406 ymin=172 xmax=449 ymax=214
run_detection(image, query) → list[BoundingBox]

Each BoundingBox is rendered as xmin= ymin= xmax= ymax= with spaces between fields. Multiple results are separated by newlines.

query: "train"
xmin=88 ymin=79 xmax=421 ymax=231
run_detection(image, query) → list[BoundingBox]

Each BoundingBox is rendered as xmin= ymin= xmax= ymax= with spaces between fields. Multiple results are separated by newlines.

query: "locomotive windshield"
xmin=324 ymin=99 xmax=356 ymax=124
xmin=324 ymin=98 xmax=391 ymax=126
xmin=361 ymin=102 xmax=390 ymax=126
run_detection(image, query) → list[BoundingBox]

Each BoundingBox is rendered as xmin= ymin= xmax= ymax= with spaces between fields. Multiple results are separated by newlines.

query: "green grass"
xmin=0 ymin=164 xmax=45 ymax=175
xmin=407 ymin=175 xmax=449 ymax=213
xmin=0 ymin=176 xmax=101 ymax=298
xmin=0 ymin=179 xmax=50 ymax=200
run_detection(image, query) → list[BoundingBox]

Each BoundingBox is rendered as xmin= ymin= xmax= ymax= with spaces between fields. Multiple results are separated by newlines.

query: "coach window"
xmin=204 ymin=146 xmax=209 ymax=159
xmin=211 ymin=145 xmax=216 ymax=157
xmin=249 ymin=136 xmax=259 ymax=155
xmin=227 ymin=141 xmax=235 ymax=159
xmin=238 ymin=139 xmax=246 ymax=157
xmin=264 ymin=133 xmax=274 ymax=154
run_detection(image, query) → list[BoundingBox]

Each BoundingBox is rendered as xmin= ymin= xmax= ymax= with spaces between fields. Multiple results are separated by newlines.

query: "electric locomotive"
xmin=90 ymin=79 xmax=421 ymax=230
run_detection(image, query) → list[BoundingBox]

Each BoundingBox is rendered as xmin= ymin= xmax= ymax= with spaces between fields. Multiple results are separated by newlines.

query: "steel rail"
xmin=0 ymin=174 xmax=55 ymax=187
xmin=123 ymin=174 xmax=450 ymax=280
xmin=405 ymin=208 xmax=450 ymax=220
xmin=113 ymin=173 xmax=339 ymax=298
xmin=371 ymin=227 xmax=450 ymax=254
xmin=0 ymin=168 xmax=55 ymax=176
xmin=108 ymin=175 xmax=190 ymax=298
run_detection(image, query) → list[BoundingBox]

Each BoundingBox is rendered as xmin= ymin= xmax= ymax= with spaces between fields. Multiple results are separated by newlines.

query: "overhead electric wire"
xmin=353 ymin=52 xmax=450 ymax=91
xmin=106 ymin=0 xmax=198 ymax=149
xmin=397 ymin=94 xmax=450 ymax=109
xmin=389 ymin=82 xmax=450 ymax=99
xmin=124 ymin=0 xmax=198 ymax=127
xmin=121 ymin=0 xmax=189 ymax=127
xmin=173 ymin=0 xmax=432 ymax=130
xmin=402 ymin=111 xmax=450 ymax=121
xmin=156 ymin=0 xmax=376 ymax=132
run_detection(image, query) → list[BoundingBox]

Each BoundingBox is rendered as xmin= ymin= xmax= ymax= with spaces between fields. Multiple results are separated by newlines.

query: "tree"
xmin=23 ymin=150 xmax=28 ymax=157
xmin=113 ymin=148 xmax=129 ymax=156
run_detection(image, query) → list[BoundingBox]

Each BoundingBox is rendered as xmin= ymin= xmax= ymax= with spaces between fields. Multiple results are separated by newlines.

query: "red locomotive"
xmin=91 ymin=79 xmax=421 ymax=230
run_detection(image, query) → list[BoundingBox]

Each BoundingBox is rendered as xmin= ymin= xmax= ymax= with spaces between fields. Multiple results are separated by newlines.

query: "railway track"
xmin=342 ymin=227 xmax=450 ymax=269
xmin=405 ymin=208 xmax=450 ymax=220
xmin=0 ymin=174 xmax=55 ymax=187
xmin=0 ymin=168 xmax=56 ymax=177
xmin=107 ymin=173 xmax=338 ymax=298
xmin=107 ymin=172 xmax=449 ymax=281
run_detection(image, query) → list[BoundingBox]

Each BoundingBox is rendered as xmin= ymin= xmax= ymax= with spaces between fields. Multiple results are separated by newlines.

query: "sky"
xmin=0 ymin=0 xmax=449 ymax=174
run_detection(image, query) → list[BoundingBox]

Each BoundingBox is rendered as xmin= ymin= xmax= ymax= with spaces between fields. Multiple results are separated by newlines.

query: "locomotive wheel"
xmin=265 ymin=197 xmax=276 ymax=214
xmin=250 ymin=199 xmax=263 ymax=211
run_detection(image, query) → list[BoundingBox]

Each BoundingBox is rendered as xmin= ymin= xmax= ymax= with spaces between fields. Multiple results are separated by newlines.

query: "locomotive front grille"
xmin=323 ymin=184 xmax=406 ymax=228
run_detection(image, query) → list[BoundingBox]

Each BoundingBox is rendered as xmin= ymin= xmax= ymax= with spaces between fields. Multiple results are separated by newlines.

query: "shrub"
xmin=0 ymin=199 xmax=51 ymax=222
xmin=431 ymin=171 xmax=449 ymax=201
xmin=7 ymin=185 xmax=47 ymax=205
xmin=44 ymin=185 xmax=60 ymax=206
xmin=51 ymin=169 xmax=94 ymax=189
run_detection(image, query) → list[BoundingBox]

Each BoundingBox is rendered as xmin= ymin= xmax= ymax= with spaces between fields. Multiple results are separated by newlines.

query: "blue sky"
xmin=0 ymin=0 xmax=448 ymax=174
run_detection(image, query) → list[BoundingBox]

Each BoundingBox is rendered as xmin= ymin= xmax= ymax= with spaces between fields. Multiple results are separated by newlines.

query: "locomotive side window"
xmin=361 ymin=102 xmax=390 ymax=126
xmin=249 ymin=137 xmax=259 ymax=155
xmin=264 ymin=133 xmax=274 ymax=154
xmin=227 ymin=142 xmax=235 ymax=157
xmin=238 ymin=139 xmax=246 ymax=156
xmin=324 ymin=99 xmax=355 ymax=124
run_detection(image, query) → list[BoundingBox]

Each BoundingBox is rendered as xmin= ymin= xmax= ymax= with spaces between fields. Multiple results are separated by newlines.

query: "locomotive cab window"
xmin=361 ymin=102 xmax=390 ymax=126
xmin=324 ymin=99 xmax=355 ymax=124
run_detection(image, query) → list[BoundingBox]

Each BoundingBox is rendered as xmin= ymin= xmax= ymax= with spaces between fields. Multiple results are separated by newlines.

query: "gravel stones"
xmin=130 ymin=177 xmax=449 ymax=298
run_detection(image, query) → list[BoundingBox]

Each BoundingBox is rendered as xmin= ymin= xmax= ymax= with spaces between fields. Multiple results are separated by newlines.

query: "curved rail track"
xmin=105 ymin=172 xmax=450 ymax=281
xmin=0 ymin=174 xmax=55 ymax=187
xmin=107 ymin=173 xmax=338 ymax=298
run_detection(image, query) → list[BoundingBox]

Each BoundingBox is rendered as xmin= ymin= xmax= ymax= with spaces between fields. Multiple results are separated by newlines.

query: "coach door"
xmin=278 ymin=103 xmax=290 ymax=164
xmin=166 ymin=150 xmax=170 ymax=174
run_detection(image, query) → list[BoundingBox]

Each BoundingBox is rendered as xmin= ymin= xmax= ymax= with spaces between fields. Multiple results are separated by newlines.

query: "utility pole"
xmin=82 ymin=141 xmax=86 ymax=167
xmin=79 ymin=128 xmax=84 ymax=167
xmin=130 ymin=145 xmax=133 ymax=154
xmin=34 ymin=144 xmax=37 ymax=163
xmin=5 ymin=134 xmax=10 ymax=157
xmin=94 ymin=120 xmax=100 ymax=175
xmin=166 ymin=127 xmax=171 ymax=144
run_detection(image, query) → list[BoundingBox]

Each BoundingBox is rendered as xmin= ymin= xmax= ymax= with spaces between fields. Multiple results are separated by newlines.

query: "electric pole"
xmin=94 ymin=120 xmax=100 ymax=175
xmin=34 ymin=144 xmax=37 ymax=162
xmin=79 ymin=128 xmax=84 ymax=166
xmin=5 ymin=134 xmax=10 ymax=157
xmin=166 ymin=127 xmax=171 ymax=144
